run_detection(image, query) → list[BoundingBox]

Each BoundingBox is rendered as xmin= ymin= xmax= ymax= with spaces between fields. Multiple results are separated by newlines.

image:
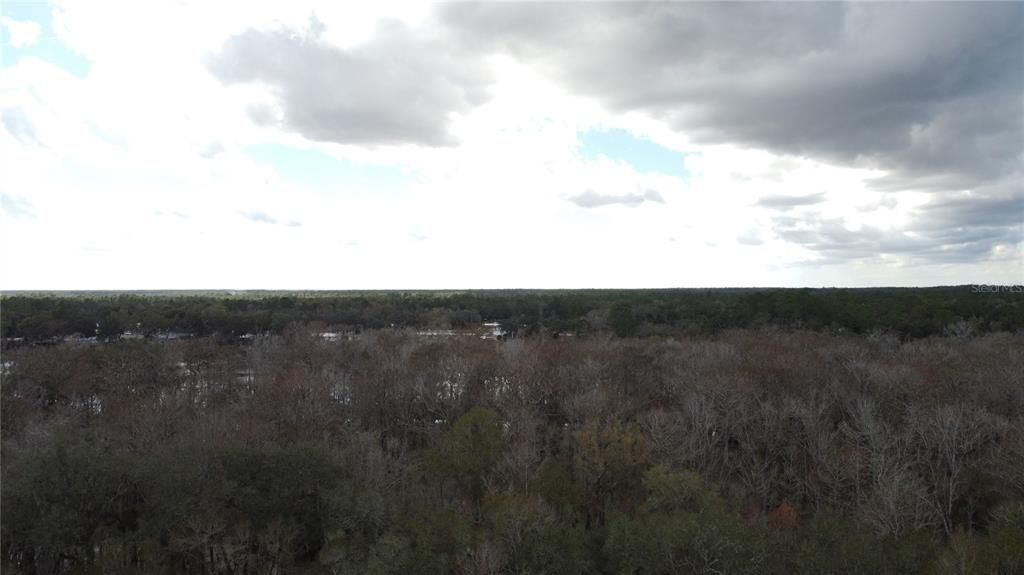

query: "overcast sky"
xmin=1 ymin=1 xmax=1021 ymax=289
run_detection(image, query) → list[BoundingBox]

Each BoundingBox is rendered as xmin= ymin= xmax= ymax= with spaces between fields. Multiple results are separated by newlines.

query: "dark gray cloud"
xmin=209 ymin=17 xmax=491 ymax=146
xmin=781 ymin=189 xmax=1021 ymax=266
xmin=772 ymin=188 xmax=1022 ymax=265
xmin=569 ymin=188 xmax=664 ymax=208
xmin=2 ymin=107 xmax=40 ymax=145
xmin=916 ymin=187 xmax=1023 ymax=233
xmin=441 ymin=2 xmax=1023 ymax=263
xmin=757 ymin=192 xmax=826 ymax=210
xmin=441 ymin=3 xmax=1022 ymax=191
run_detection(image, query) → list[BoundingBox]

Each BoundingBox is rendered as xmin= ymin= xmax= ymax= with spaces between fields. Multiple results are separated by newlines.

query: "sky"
xmin=0 ymin=1 xmax=1021 ymax=290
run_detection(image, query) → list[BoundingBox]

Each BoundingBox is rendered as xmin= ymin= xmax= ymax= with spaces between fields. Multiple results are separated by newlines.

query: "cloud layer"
xmin=569 ymin=188 xmax=664 ymax=209
xmin=208 ymin=16 xmax=491 ymax=147
xmin=757 ymin=193 xmax=826 ymax=210
xmin=441 ymin=3 xmax=1022 ymax=192
xmin=2 ymin=1 xmax=1020 ymax=289
xmin=441 ymin=2 xmax=1023 ymax=264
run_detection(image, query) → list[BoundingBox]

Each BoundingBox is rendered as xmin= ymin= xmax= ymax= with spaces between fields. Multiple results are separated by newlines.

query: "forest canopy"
xmin=2 ymin=290 xmax=1023 ymax=573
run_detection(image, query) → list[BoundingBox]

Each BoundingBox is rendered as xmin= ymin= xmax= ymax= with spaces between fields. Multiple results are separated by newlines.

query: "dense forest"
xmin=2 ymin=286 xmax=1023 ymax=342
xmin=2 ymin=290 xmax=1024 ymax=573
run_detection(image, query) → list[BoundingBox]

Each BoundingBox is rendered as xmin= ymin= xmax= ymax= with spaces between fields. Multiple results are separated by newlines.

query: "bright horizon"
xmin=1 ymin=1 xmax=1022 ymax=290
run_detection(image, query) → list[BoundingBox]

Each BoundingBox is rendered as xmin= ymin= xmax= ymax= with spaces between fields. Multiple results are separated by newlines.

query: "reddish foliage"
xmin=768 ymin=502 xmax=799 ymax=531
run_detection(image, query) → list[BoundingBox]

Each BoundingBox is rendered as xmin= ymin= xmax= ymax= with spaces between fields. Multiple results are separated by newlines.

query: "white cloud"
xmin=1 ymin=17 xmax=40 ymax=48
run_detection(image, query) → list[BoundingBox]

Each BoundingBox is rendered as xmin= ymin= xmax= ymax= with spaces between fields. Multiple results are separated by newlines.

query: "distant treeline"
xmin=2 ymin=287 xmax=1022 ymax=341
